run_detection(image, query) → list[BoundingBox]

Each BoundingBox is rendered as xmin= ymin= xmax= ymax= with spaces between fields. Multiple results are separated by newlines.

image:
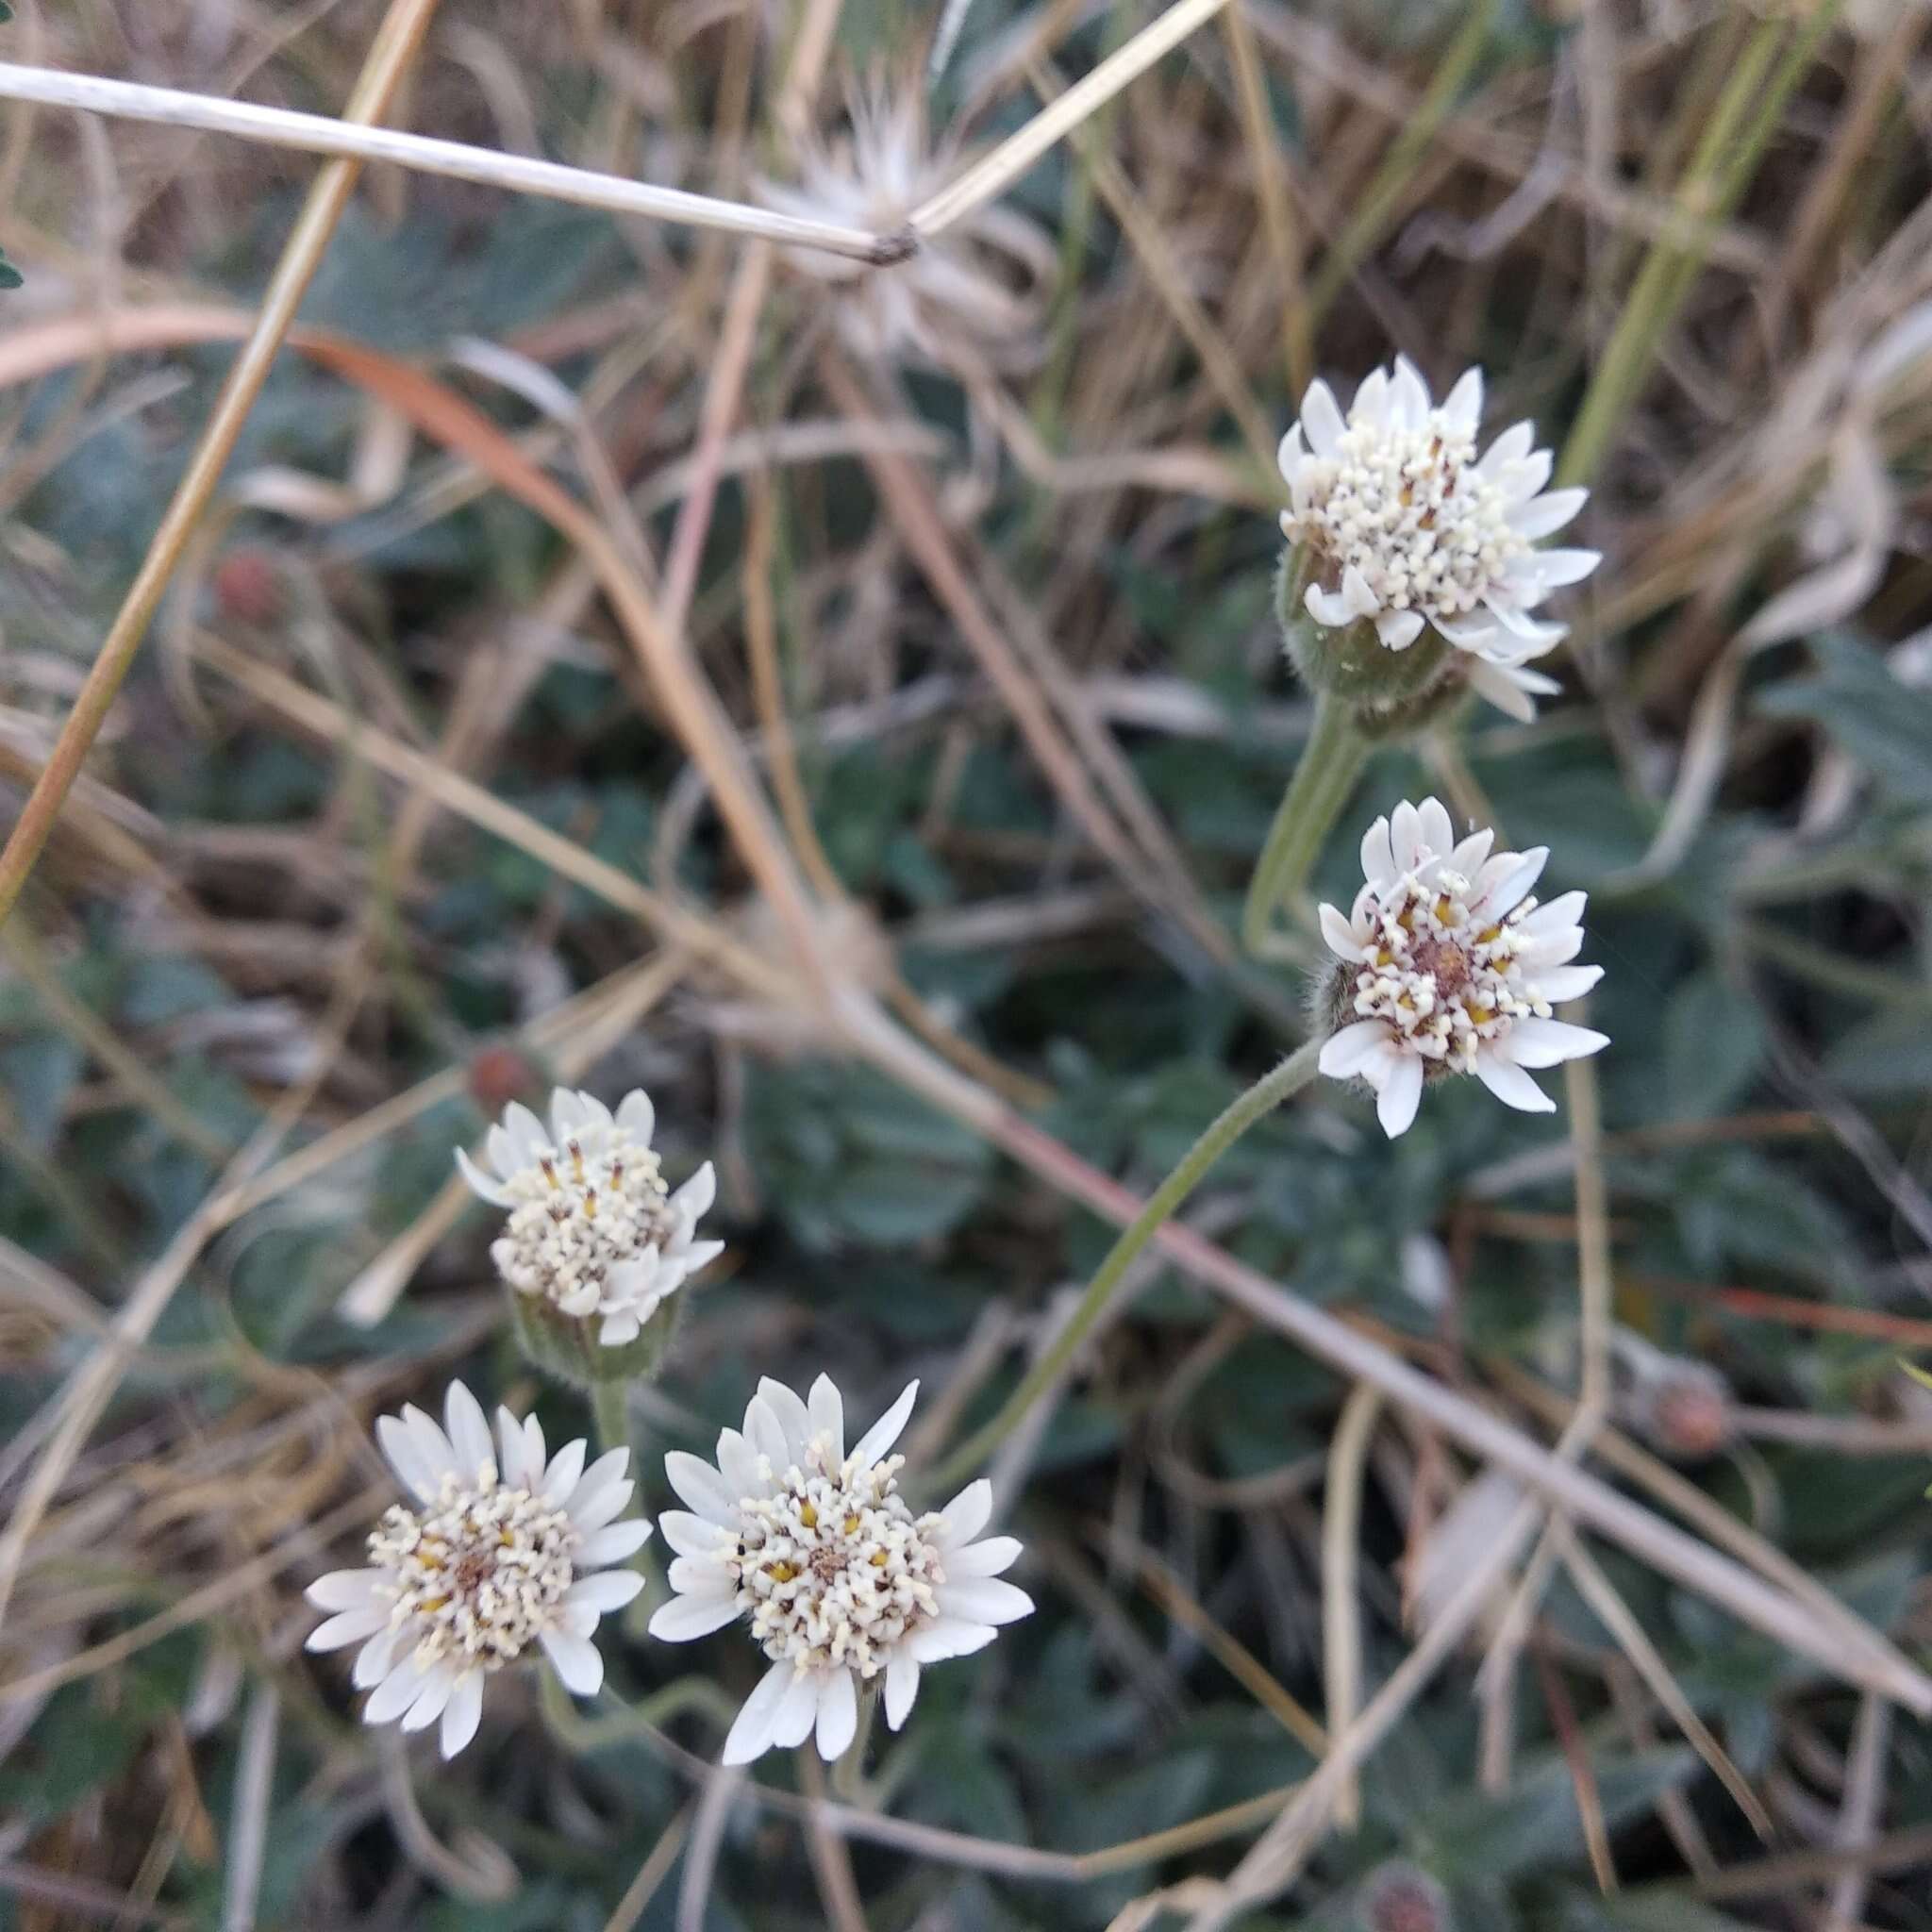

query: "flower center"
xmin=1351 ymin=871 xmax=1546 ymax=1073
xmin=491 ymin=1128 xmax=675 ymax=1314
xmin=1287 ymin=410 xmax=1526 ymax=623
xmin=730 ymin=1435 xmax=943 ymax=1678
xmin=370 ymin=1472 xmax=578 ymax=1672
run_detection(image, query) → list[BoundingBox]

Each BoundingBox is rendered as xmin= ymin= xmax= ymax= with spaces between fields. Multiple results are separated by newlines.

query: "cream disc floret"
xmin=305 ymin=1380 xmax=652 ymax=1758
xmin=1278 ymin=358 xmax=1601 ymax=720
xmin=1316 ymin=796 xmax=1608 ymax=1137
xmin=456 ymin=1086 xmax=723 ymax=1348
xmin=649 ymin=1374 xmax=1033 ymax=1764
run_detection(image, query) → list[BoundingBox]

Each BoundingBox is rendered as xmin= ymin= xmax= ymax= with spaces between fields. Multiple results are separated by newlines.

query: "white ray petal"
xmin=648 ymin=1591 xmax=741 ymax=1641
xmin=1305 ymin=582 xmax=1357 ymax=627
xmin=1390 ymin=799 xmax=1423 ymax=875
xmin=453 ymin=1147 xmax=512 ymax=1206
xmin=581 ymin=1519 xmax=654 ymax=1566
xmin=1301 ymin=379 xmax=1345 ymax=457
xmin=540 ymin=1626 xmax=604 ymax=1696
xmin=615 ymin=1088 xmax=656 ymax=1143
xmin=665 ymin=1451 xmax=740 ymax=1525
xmin=884 ymin=1656 xmax=922 ymax=1730
xmin=353 ymin=1628 xmax=402 ymax=1690
xmin=808 ymin=1374 xmax=845 ymax=1464
xmin=1474 ymin=1052 xmax=1556 ymax=1113
xmin=852 ymin=1381 xmax=920 ymax=1467
xmin=938 ymin=1479 xmax=993 ymax=1546
xmin=814 ymin=1667 xmax=859 ymax=1760
xmin=656 ymin=1510 xmax=728 ymax=1558
xmin=1500 ymin=1018 xmax=1610 ymax=1068
xmin=541 ymin=1438 xmax=587 ymax=1505
xmin=1418 ymin=797 xmax=1455 ymax=858
xmin=308 ymin=1607 xmax=389 ymax=1652
xmin=945 ymin=1536 xmax=1024 ymax=1578
xmin=1320 ymin=1020 xmax=1389 ymax=1079
xmin=365 ymin=1660 xmax=428 ymax=1725
xmin=906 ymin=1618 xmax=998 ymax=1663
xmin=1361 ymin=815 xmax=1397 ymax=891
xmin=441 ymin=1674 xmax=484 ymax=1758
xmin=774 ymin=1667 xmax=820 ymax=1749
xmin=1531 ymin=964 xmax=1603 ymax=1002
xmin=937 ymin=1577 xmax=1034 ymax=1624
xmin=722 ymin=1661 xmax=794 ymax=1766
xmin=444 ymin=1382 xmax=493 ymax=1483
xmin=1375 ymin=1055 xmax=1425 ymax=1139
xmin=567 ymin=1571 xmax=644 ymax=1613
xmin=672 ymin=1160 xmax=717 ymax=1222
xmin=755 ymin=1378 xmax=812 ymax=1464
xmin=1441 ymin=365 xmax=1482 ymax=430
xmin=1375 ymin=608 xmax=1424 ymax=651
xmin=502 ymin=1102 xmax=548 ymax=1165
xmin=1320 ymin=903 xmax=1367 ymax=961
xmin=400 ymin=1666 xmax=455 ymax=1732
xmin=307 ymin=1569 xmax=383 ymax=1611
xmin=1510 ymin=487 xmax=1587 ymax=538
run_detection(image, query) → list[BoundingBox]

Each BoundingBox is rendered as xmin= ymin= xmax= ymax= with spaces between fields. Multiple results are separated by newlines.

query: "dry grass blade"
xmin=1554 ymin=1524 xmax=1773 ymax=1840
xmin=0 ymin=60 xmax=890 ymax=261
xmin=909 ymin=0 xmax=1233 ymax=238
xmin=1183 ymin=1490 xmax=1546 ymax=1926
xmin=0 ymin=0 xmax=445 ymax=926
xmin=1320 ymin=1382 xmax=1380 ymax=1829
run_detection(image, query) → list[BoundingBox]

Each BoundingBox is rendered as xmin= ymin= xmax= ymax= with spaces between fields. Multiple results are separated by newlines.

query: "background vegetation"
xmin=4 ymin=0 xmax=1932 ymax=1925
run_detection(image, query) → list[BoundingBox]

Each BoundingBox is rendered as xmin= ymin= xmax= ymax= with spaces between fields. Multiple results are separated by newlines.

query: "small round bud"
xmin=211 ymin=549 xmax=281 ymax=625
xmin=1636 ymin=1360 xmax=1732 ymax=1461
xmin=467 ymin=1044 xmax=538 ymax=1112
xmin=1358 ymin=1862 xmax=1451 ymax=1932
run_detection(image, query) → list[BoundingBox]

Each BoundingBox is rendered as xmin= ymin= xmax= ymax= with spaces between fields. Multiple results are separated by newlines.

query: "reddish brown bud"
xmin=468 ymin=1045 xmax=537 ymax=1112
xmin=211 ymin=549 xmax=281 ymax=625
xmin=1644 ymin=1365 xmax=1732 ymax=1461
xmin=1359 ymin=1864 xmax=1450 ymax=1932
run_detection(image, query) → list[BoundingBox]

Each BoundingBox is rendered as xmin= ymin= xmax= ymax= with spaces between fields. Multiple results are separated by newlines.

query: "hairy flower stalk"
xmin=457 ymin=1087 xmax=722 ymax=1386
xmin=1315 ymin=796 xmax=1607 ymax=1137
xmin=650 ymin=1374 xmax=1031 ymax=1765
xmin=305 ymin=1381 xmax=651 ymax=1758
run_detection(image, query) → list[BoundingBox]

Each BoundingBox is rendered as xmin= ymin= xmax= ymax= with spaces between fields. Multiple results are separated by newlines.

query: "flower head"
xmin=649 ymin=1374 xmax=1031 ymax=1765
xmin=758 ymin=86 xmax=1050 ymax=373
xmin=457 ymin=1087 xmax=721 ymax=1349
xmin=305 ymin=1380 xmax=651 ymax=1757
xmin=1316 ymin=796 xmax=1607 ymax=1137
xmin=1279 ymin=358 xmax=1599 ymax=719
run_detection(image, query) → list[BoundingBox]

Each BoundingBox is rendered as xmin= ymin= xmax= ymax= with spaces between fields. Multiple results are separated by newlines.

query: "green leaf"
xmin=1662 ymin=972 xmax=1763 ymax=1117
xmin=1757 ymin=630 xmax=1932 ymax=806
xmin=1559 ymin=1888 xmax=1766 ymax=1932
xmin=1826 ymin=1008 xmax=1932 ymax=1097
xmin=1423 ymin=1746 xmax=1694 ymax=1881
xmin=744 ymin=1058 xmax=994 ymax=1252
xmin=0 ymin=245 xmax=23 ymax=291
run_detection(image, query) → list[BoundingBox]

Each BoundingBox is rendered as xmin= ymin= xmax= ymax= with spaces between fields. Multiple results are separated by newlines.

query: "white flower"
xmin=758 ymin=88 xmax=1050 ymax=372
xmin=1316 ymin=796 xmax=1607 ymax=1137
xmin=649 ymin=1374 xmax=1031 ymax=1765
xmin=456 ymin=1087 xmax=722 ymax=1348
xmin=1278 ymin=358 xmax=1600 ymax=720
xmin=305 ymin=1380 xmax=651 ymax=1758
